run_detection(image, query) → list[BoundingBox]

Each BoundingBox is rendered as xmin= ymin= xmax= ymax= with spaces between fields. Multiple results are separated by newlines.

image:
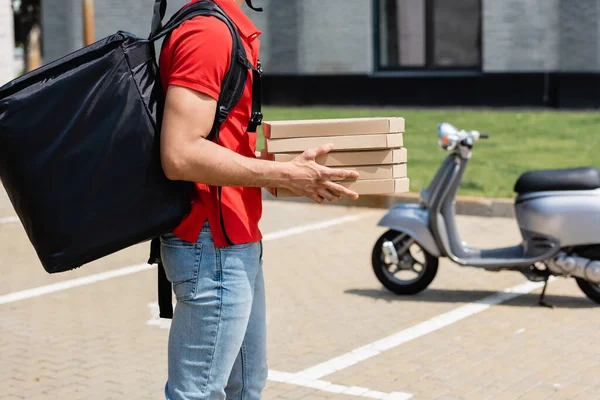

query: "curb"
xmin=262 ymin=191 xmax=515 ymax=219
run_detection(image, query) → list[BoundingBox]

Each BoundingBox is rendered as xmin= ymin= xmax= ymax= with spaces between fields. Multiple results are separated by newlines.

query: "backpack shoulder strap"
xmin=150 ymin=0 xmax=168 ymax=39
xmin=148 ymin=1 xmax=254 ymax=143
xmin=204 ymin=5 xmax=251 ymax=143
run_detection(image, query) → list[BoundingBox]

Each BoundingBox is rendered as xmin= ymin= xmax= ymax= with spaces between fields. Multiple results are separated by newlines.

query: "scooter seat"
xmin=514 ymin=167 xmax=600 ymax=194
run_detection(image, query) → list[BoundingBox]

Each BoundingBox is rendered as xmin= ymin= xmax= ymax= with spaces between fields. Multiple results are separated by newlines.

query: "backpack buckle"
xmin=247 ymin=111 xmax=263 ymax=132
xmin=218 ymin=106 xmax=229 ymax=122
xmin=251 ymin=111 xmax=263 ymax=125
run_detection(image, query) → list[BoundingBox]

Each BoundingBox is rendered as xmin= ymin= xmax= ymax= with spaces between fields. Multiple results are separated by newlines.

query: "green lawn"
xmin=257 ymin=107 xmax=600 ymax=198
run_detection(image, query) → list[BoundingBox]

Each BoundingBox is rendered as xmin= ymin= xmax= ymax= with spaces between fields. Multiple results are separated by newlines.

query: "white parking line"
xmin=147 ymin=302 xmax=173 ymax=329
xmin=0 ymin=264 xmax=154 ymax=305
xmin=261 ymin=214 xmax=367 ymax=242
xmin=296 ymin=279 xmax=551 ymax=380
xmin=0 ymin=216 xmax=19 ymax=225
xmin=0 ymin=213 xmax=373 ymax=306
xmin=268 ymin=370 xmax=413 ymax=400
xmin=147 ymin=304 xmax=413 ymax=399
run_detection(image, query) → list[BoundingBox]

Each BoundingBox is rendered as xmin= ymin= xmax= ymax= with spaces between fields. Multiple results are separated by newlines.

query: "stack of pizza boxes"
xmin=260 ymin=117 xmax=409 ymax=198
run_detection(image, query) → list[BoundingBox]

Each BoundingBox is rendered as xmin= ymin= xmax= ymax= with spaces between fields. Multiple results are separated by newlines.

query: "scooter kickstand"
xmin=538 ymin=279 xmax=555 ymax=309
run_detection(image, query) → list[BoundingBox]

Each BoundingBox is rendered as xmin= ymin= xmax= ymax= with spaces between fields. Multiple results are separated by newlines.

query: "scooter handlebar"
xmin=438 ymin=122 xmax=490 ymax=151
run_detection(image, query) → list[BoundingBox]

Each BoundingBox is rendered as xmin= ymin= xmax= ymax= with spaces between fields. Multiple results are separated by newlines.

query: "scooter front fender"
xmin=377 ymin=204 xmax=441 ymax=257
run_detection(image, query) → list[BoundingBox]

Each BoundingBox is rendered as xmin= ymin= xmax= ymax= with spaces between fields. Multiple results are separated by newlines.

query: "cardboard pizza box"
xmin=263 ymin=117 xmax=405 ymax=139
xmin=329 ymin=164 xmax=407 ymax=181
xmin=265 ymin=133 xmax=403 ymax=154
xmin=266 ymin=178 xmax=410 ymax=198
xmin=270 ymin=148 xmax=407 ymax=167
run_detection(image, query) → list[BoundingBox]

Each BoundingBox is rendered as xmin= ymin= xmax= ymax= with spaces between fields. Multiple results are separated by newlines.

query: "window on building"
xmin=376 ymin=0 xmax=482 ymax=70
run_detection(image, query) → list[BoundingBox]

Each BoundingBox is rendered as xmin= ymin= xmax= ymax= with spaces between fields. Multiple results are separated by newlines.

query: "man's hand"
xmin=282 ymin=144 xmax=360 ymax=204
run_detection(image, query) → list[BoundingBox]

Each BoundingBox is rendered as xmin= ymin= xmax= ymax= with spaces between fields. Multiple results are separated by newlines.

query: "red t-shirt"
xmin=159 ymin=0 xmax=263 ymax=247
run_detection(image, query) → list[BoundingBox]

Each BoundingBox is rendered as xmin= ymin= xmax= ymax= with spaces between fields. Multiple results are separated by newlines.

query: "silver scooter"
xmin=372 ymin=122 xmax=600 ymax=307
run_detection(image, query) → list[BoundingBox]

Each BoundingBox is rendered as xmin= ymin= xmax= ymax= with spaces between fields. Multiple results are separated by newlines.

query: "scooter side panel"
xmin=377 ymin=204 xmax=441 ymax=257
xmin=515 ymin=189 xmax=600 ymax=247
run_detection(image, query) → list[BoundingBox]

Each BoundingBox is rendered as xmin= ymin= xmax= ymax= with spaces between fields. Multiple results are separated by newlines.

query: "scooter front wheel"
xmin=372 ymin=230 xmax=439 ymax=295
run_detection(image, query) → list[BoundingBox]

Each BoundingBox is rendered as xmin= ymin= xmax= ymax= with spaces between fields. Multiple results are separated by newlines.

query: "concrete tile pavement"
xmin=2 ymin=185 xmax=600 ymax=399
xmin=325 ymin=275 xmax=600 ymax=400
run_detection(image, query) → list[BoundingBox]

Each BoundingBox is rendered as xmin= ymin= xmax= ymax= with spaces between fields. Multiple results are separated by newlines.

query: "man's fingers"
xmin=312 ymin=143 xmax=335 ymax=158
xmin=301 ymin=148 xmax=317 ymax=160
xmin=322 ymin=180 xmax=359 ymax=200
xmin=310 ymin=194 xmax=324 ymax=204
xmin=317 ymin=188 xmax=340 ymax=202
xmin=326 ymin=167 xmax=359 ymax=181
xmin=298 ymin=144 xmax=333 ymax=162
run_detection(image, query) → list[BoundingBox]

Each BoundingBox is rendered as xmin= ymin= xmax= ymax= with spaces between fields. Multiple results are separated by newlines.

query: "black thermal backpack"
xmin=0 ymin=0 xmax=262 ymax=318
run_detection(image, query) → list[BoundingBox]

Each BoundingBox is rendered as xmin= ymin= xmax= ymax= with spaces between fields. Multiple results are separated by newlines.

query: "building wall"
xmin=41 ymin=0 xmax=82 ymax=65
xmin=263 ymin=0 xmax=296 ymax=74
xmin=40 ymin=0 xmax=372 ymax=75
xmin=482 ymin=0 xmax=560 ymax=72
xmin=258 ymin=0 xmax=374 ymax=75
xmin=297 ymin=0 xmax=373 ymax=75
xmin=557 ymin=0 xmax=599 ymax=72
xmin=41 ymin=0 xmax=194 ymax=63
xmin=0 ymin=0 xmax=15 ymax=85
xmin=40 ymin=0 xmax=600 ymax=74
xmin=483 ymin=0 xmax=600 ymax=73
xmin=94 ymin=0 xmax=193 ymax=41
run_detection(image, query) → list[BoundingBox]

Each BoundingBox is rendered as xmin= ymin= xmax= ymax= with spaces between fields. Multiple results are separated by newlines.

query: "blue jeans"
xmin=160 ymin=223 xmax=267 ymax=400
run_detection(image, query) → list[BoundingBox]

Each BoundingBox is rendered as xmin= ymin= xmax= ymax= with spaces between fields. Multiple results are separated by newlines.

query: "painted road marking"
xmin=261 ymin=214 xmax=366 ymax=242
xmin=296 ymin=279 xmax=552 ymax=380
xmin=0 ymin=216 xmax=19 ymax=225
xmin=147 ymin=279 xmax=552 ymax=399
xmin=0 ymin=263 xmax=153 ymax=305
xmin=147 ymin=304 xmax=413 ymax=399
xmin=0 ymin=213 xmax=374 ymax=305
xmin=268 ymin=370 xmax=413 ymax=400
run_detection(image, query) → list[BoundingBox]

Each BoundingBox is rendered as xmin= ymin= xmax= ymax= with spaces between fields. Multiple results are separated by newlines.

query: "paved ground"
xmin=1 ymin=187 xmax=600 ymax=400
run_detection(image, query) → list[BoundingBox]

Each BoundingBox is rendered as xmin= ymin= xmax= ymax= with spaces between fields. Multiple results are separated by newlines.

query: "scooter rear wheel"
xmin=372 ymin=230 xmax=439 ymax=295
xmin=575 ymin=278 xmax=600 ymax=305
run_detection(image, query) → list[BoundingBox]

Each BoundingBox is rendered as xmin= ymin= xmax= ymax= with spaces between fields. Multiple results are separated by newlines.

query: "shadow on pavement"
xmin=345 ymin=288 xmax=598 ymax=309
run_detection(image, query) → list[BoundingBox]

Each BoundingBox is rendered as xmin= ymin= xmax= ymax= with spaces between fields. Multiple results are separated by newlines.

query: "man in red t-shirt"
xmin=158 ymin=1 xmax=359 ymax=399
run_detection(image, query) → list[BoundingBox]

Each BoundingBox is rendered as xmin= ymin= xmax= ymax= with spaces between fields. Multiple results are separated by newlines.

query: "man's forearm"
xmin=164 ymin=137 xmax=291 ymax=188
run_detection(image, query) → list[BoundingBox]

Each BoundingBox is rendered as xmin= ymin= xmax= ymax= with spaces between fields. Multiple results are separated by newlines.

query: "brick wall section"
xmin=40 ymin=0 xmax=263 ymax=63
xmin=298 ymin=0 xmax=373 ymax=75
xmin=598 ymin=0 xmax=600 ymax=71
xmin=246 ymin=1 xmax=270 ymax=70
xmin=234 ymin=0 xmax=375 ymax=76
xmin=41 ymin=0 xmax=189 ymax=63
xmin=482 ymin=0 xmax=560 ymax=72
xmin=94 ymin=0 xmax=192 ymax=41
xmin=0 ymin=0 xmax=15 ymax=85
xmin=558 ymin=0 xmax=599 ymax=72
xmin=483 ymin=0 xmax=600 ymax=73
xmin=41 ymin=0 xmax=81 ymax=64
xmin=264 ymin=0 xmax=298 ymax=74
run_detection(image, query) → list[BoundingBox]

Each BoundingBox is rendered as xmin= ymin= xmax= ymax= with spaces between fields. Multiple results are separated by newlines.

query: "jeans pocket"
xmin=223 ymin=242 xmax=255 ymax=250
xmin=160 ymin=238 xmax=203 ymax=302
